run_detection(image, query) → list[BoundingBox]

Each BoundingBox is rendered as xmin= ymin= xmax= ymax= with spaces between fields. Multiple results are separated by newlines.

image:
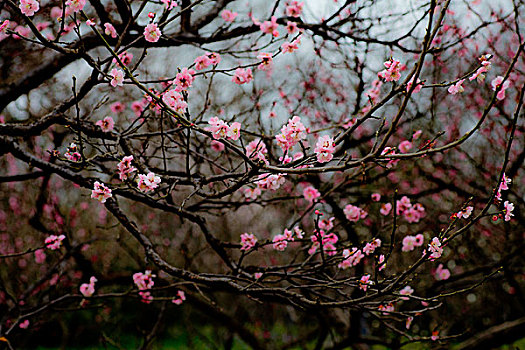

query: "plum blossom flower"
xmin=286 ymin=1 xmax=304 ymax=17
xmin=491 ymin=76 xmax=510 ymax=100
xmin=343 ymin=204 xmax=367 ymax=223
xmin=435 ymin=264 xmax=450 ymax=280
xmin=398 ymin=140 xmax=412 ymax=153
xmin=80 ymin=276 xmax=97 ymax=297
xmin=65 ymin=142 xmax=81 ymax=162
xmin=240 ymin=233 xmax=257 ymax=251
xmin=221 ymin=9 xmax=238 ymax=22
xmin=194 ymin=54 xmax=212 ymax=70
xmin=137 ymin=172 xmax=161 ymax=192
xmin=406 ymin=77 xmax=423 ymax=93
xmin=503 ymin=201 xmax=514 ymax=221
xmin=0 ymin=20 xmax=9 ymax=33
xmin=275 ymin=116 xmax=307 ymax=151
xmin=117 ymin=155 xmax=136 ymax=181
xmin=380 ymin=203 xmax=392 ymax=216
xmin=448 ymin=79 xmax=465 ymax=95
xmin=338 ymin=247 xmax=364 ymax=269
xmin=144 ymin=23 xmax=161 ymax=42
xmin=232 ymin=67 xmax=253 ymax=85
xmin=470 ymin=54 xmax=492 ymax=83
xmin=318 ymin=217 xmax=334 ymax=231
xmin=303 ymin=186 xmax=320 ymax=203
xmin=257 ymin=173 xmax=286 ymax=191
xmin=314 ymin=135 xmax=336 ymax=163
xmin=359 ymin=274 xmax=371 ymax=291
xmin=162 ymin=90 xmax=187 ymax=113
xmin=371 ymin=193 xmax=381 ymax=202
xmin=161 ymin=0 xmax=177 ymax=10
xmin=246 ymin=139 xmax=268 ymax=164
xmin=91 ymin=181 xmax=112 ymax=203
xmin=399 ymin=285 xmax=414 ymax=300
xmin=260 ymin=16 xmax=279 ymax=37
xmin=96 ymin=116 xmax=114 ymax=132
xmin=172 ymin=290 xmax=186 ymax=305
xmin=45 ymin=234 xmax=65 ymax=250
xmin=272 ymin=234 xmax=288 ymax=251
xmin=110 ymin=68 xmax=124 ymax=87
xmin=402 ymin=234 xmax=425 ymax=252
xmin=496 ymin=173 xmax=512 ymax=200
xmin=281 ymin=38 xmax=300 ymax=53
xmin=244 ymin=187 xmax=261 ymax=200
xmin=133 ymin=270 xmax=155 ymax=290
xmin=19 ymin=320 xmax=30 ymax=329
xmin=363 ymin=238 xmax=381 ymax=255
xmin=457 ymin=206 xmax=473 ymax=219
xmin=378 ymin=58 xmax=402 ymax=82
xmin=65 ymin=0 xmax=85 ymax=13
xmin=309 ymin=230 xmax=338 ymax=256
xmin=173 ymin=68 xmax=195 ymax=91
xmin=227 ymin=122 xmax=241 ymax=140
xmin=19 ymin=0 xmax=39 ymax=17
xmin=428 ymin=237 xmax=443 ymax=260
xmin=104 ymin=23 xmax=117 ymax=38
xmin=286 ymin=21 xmax=299 ymax=34
xmin=257 ymin=52 xmax=273 ymax=71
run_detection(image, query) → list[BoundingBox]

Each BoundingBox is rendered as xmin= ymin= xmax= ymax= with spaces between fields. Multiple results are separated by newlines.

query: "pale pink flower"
xmin=275 ymin=116 xmax=307 ymax=151
xmin=257 ymin=173 xmax=286 ymax=191
xmin=80 ymin=276 xmax=97 ymax=297
xmin=470 ymin=55 xmax=491 ymax=83
xmin=161 ymin=0 xmax=177 ymax=10
xmin=303 ymin=186 xmax=320 ymax=203
xmin=398 ymin=140 xmax=412 ymax=153
xmin=412 ymin=129 xmax=422 ymax=140
xmin=96 ymin=116 xmax=114 ymax=132
xmin=19 ymin=320 xmax=30 ymax=329
xmin=144 ymin=23 xmax=161 ymax=43
xmin=406 ymin=77 xmax=423 ymax=93
xmin=245 ymin=139 xmax=268 ymax=164
xmin=232 ymin=67 xmax=253 ymax=85
xmin=378 ymin=58 xmax=402 ymax=82
xmin=139 ymin=291 xmax=153 ymax=304
xmin=448 ymin=79 xmax=465 ymax=95
xmin=194 ymin=54 xmax=212 ymax=70
xmin=104 ymin=23 xmax=117 ymax=38
xmin=137 ymin=172 xmax=161 ymax=192
xmin=19 ymin=0 xmax=39 ymax=16
xmin=380 ymin=203 xmax=392 ymax=216
xmin=206 ymin=52 xmax=221 ymax=65
xmin=240 ymin=233 xmax=257 ymax=251
xmin=221 ymin=9 xmax=238 ymax=22
xmin=343 ymin=204 xmax=367 ymax=223
xmin=257 ymin=52 xmax=273 ymax=71
xmin=117 ymin=155 xmax=136 ymax=180
xmin=457 ymin=206 xmax=473 ymax=219
xmin=110 ymin=101 xmax=125 ymax=113
xmin=428 ymin=237 xmax=443 ymax=260
xmin=272 ymin=234 xmax=288 ymax=251
xmin=399 ymin=285 xmax=414 ymax=300
xmin=45 ymin=234 xmax=65 ymax=250
xmin=172 ymin=290 xmax=186 ymax=305
xmin=66 ymin=0 xmax=85 ymax=13
xmin=210 ymin=140 xmax=225 ymax=152
xmin=318 ymin=217 xmax=334 ymax=231
xmin=363 ymin=238 xmax=381 ymax=255
xmin=402 ymin=235 xmax=416 ymax=252
xmin=435 ymin=264 xmax=450 ymax=280
xmin=173 ymin=68 xmax=195 ymax=91
xmin=227 ymin=122 xmax=241 ymax=141
xmin=162 ymin=90 xmax=187 ymax=113
xmin=359 ymin=274 xmax=371 ymax=291
xmin=110 ymin=68 xmax=124 ymax=87
xmin=91 ymin=181 xmax=112 ymax=203
xmin=286 ymin=1 xmax=304 ymax=17
xmin=286 ymin=21 xmax=299 ymax=34
xmin=133 ymin=270 xmax=155 ymax=290
xmin=378 ymin=254 xmax=386 ymax=271
xmin=314 ymin=135 xmax=335 ymax=163
xmin=260 ymin=16 xmax=279 ymax=37
xmin=371 ymin=193 xmax=381 ymax=202
xmin=491 ymin=76 xmax=510 ymax=100
xmin=338 ymin=248 xmax=364 ymax=269
xmin=244 ymin=187 xmax=261 ymax=200
xmin=281 ymin=40 xmax=299 ymax=53
xmin=504 ymin=201 xmax=514 ymax=221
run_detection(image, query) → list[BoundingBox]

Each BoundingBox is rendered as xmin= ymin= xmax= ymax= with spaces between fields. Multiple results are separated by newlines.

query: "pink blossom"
xmin=240 ymin=233 xmax=257 ymax=251
xmin=19 ymin=0 xmax=39 ymax=16
xmin=257 ymin=173 xmax=286 ymax=191
xmin=406 ymin=77 xmax=423 ymax=93
xmin=286 ymin=1 xmax=304 ymax=17
xmin=272 ymin=234 xmax=288 ymax=251
xmin=371 ymin=193 xmax=381 ymax=202
xmin=221 ymin=9 xmax=238 ymax=22
xmin=338 ymin=248 xmax=364 ymax=269
xmin=210 ymin=140 xmax=225 ymax=152
xmin=172 ymin=290 xmax=186 ymax=305
xmin=504 ymin=201 xmax=514 ymax=221
xmin=144 ymin=23 xmax=161 ymax=43
xmin=343 ymin=204 xmax=367 ymax=223
xmin=45 ymin=234 xmax=65 ymax=250
xmin=363 ymin=238 xmax=381 ymax=255
xmin=257 ymin=52 xmax=273 ymax=71
xmin=133 ymin=270 xmax=155 ymax=290
xmin=137 ymin=172 xmax=161 ymax=192
xmin=378 ymin=254 xmax=386 ymax=271
xmin=110 ymin=101 xmax=125 ymax=113
xmin=380 ymin=203 xmax=392 ymax=216
xmin=162 ymin=90 xmax=187 ymax=113
xmin=139 ymin=291 xmax=153 ymax=304
xmin=260 ymin=16 xmax=279 ymax=37
xmin=428 ymin=237 xmax=443 ymax=260
xmin=314 ymin=135 xmax=335 ymax=163
xmin=96 ymin=116 xmax=114 ymax=132
xmin=281 ymin=39 xmax=300 ymax=53
xmin=448 ymin=79 xmax=465 ymax=95
xmin=286 ymin=21 xmax=299 ymax=34
xmin=64 ymin=142 xmax=81 ymax=162
xmin=412 ymin=129 xmax=422 ymax=140
xmin=318 ymin=217 xmax=334 ymax=231
xmin=173 ymin=68 xmax=195 ymax=91
xmin=113 ymin=51 xmax=133 ymax=67
xmin=34 ymin=249 xmax=46 ymax=263
xmin=399 ymin=285 xmax=414 ymax=300
xmin=161 ymin=0 xmax=177 ymax=10
xmin=232 ymin=67 xmax=253 ymax=85
xmin=470 ymin=55 xmax=492 ymax=83
xmin=406 ymin=316 xmax=414 ymax=329
xmin=359 ymin=274 xmax=371 ymax=291
xmin=435 ymin=264 xmax=450 ymax=280
xmin=104 ymin=23 xmax=117 ymax=38
xmin=80 ymin=276 xmax=97 ymax=297
xmin=194 ymin=54 xmax=212 ymax=70
xmin=398 ymin=140 xmax=412 ymax=153
xmin=246 ymin=139 xmax=268 ymax=164
xmin=206 ymin=52 xmax=221 ymax=65
xmin=402 ymin=235 xmax=416 ymax=252
xmin=457 ymin=206 xmax=473 ymax=219
xmin=91 ymin=181 xmax=112 ymax=203
xmin=303 ymin=186 xmax=320 ymax=203
xmin=378 ymin=58 xmax=402 ymax=82
xmin=110 ymin=68 xmax=124 ymax=87
xmin=117 ymin=155 xmax=136 ymax=181
xmin=19 ymin=320 xmax=30 ymax=329
xmin=227 ymin=122 xmax=241 ymax=141
xmin=309 ymin=230 xmax=338 ymax=256
xmin=275 ymin=116 xmax=307 ymax=151
xmin=244 ymin=187 xmax=261 ymax=200
xmin=491 ymin=76 xmax=510 ymax=100
xmin=65 ymin=0 xmax=85 ymax=13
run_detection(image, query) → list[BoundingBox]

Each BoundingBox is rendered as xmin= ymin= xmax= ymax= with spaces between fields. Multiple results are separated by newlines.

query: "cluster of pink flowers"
xmin=470 ymin=54 xmax=492 ymax=83
xmin=259 ymin=16 xmax=279 ymax=37
xmin=396 ymin=196 xmax=425 ymax=223
xmin=245 ymin=139 xmax=268 ymax=164
xmin=221 ymin=9 xmax=238 ymax=22
xmin=257 ymin=52 xmax=273 ymax=71
xmin=406 ymin=77 xmax=423 ymax=93
xmin=162 ymin=90 xmax=187 ymax=113
xmin=80 ymin=276 xmax=97 ymax=297
xmin=401 ymin=234 xmax=424 ymax=252
xmin=45 ymin=234 xmax=65 ymax=250
xmin=275 ymin=116 xmax=307 ymax=151
xmin=314 ymin=135 xmax=336 ymax=163
xmin=380 ymin=147 xmax=399 ymax=168
xmin=308 ymin=230 xmax=338 ymax=256
xmin=133 ymin=270 xmax=155 ymax=304
xmin=173 ymin=68 xmax=196 ymax=92
xmin=243 ymin=187 xmax=262 ymax=200
xmin=302 ymin=186 xmax=320 ymax=203
xmin=343 ymin=204 xmax=368 ymax=223
xmin=285 ymin=1 xmax=304 ymax=17
xmin=503 ymin=200 xmax=514 ymax=221
xmin=104 ymin=23 xmax=117 ymax=38
xmin=363 ymin=238 xmax=382 ymax=255
xmin=117 ymin=155 xmax=136 ymax=181
xmin=491 ymin=76 xmax=510 ymax=100
xmin=144 ymin=23 xmax=161 ymax=43
xmin=96 ymin=116 xmax=114 ymax=132
xmin=91 ymin=181 xmax=112 ymax=203
xmin=359 ymin=274 xmax=372 ymax=291
xmin=110 ymin=68 xmax=124 ymax=87
xmin=113 ymin=51 xmax=133 ymax=67
xmin=435 ymin=263 xmax=450 ymax=280
xmin=427 ymin=237 xmax=444 ymax=260
xmin=273 ymin=226 xmax=304 ymax=252
xmin=318 ymin=216 xmax=334 ymax=231
xmin=64 ymin=143 xmax=81 ymax=162
xmin=338 ymin=247 xmax=364 ymax=269
xmin=19 ymin=0 xmax=39 ymax=16
xmin=378 ymin=303 xmax=394 ymax=315
xmin=256 ymin=173 xmax=286 ymax=191
xmin=496 ymin=173 xmax=512 ymax=201
xmin=65 ymin=0 xmax=85 ymax=13
xmin=137 ymin=172 xmax=161 ymax=193
xmin=448 ymin=79 xmax=465 ymax=95
xmin=240 ymin=233 xmax=258 ymax=251
xmin=232 ymin=68 xmax=253 ymax=85
xmin=194 ymin=52 xmax=221 ymax=70
xmin=206 ymin=117 xmax=241 ymax=141
xmin=172 ymin=290 xmax=186 ymax=305
xmin=377 ymin=58 xmax=403 ymax=82
xmin=456 ymin=206 xmax=473 ymax=219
